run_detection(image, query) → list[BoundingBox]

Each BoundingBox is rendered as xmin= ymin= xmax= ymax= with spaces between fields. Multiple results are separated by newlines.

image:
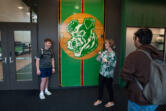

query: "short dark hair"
xmin=44 ymin=38 xmax=53 ymax=44
xmin=134 ymin=28 xmax=152 ymax=45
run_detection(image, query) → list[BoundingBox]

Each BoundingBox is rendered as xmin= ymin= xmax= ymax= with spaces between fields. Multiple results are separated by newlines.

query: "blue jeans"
xmin=128 ymin=100 xmax=158 ymax=111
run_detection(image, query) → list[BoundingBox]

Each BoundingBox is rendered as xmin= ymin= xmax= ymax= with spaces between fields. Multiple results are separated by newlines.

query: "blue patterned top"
xmin=97 ymin=50 xmax=117 ymax=78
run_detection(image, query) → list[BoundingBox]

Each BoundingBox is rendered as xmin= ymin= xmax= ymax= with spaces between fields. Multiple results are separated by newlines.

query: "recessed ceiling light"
xmin=26 ymin=12 xmax=30 ymax=16
xmin=18 ymin=6 xmax=24 ymax=10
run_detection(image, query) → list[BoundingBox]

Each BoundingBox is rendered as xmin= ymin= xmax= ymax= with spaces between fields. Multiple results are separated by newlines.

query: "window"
xmin=125 ymin=27 xmax=165 ymax=58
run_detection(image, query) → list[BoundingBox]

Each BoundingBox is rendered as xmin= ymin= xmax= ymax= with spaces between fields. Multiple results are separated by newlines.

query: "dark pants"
xmin=97 ymin=74 xmax=114 ymax=101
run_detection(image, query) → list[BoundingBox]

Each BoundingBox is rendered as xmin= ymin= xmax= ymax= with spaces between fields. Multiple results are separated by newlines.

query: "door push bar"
xmin=9 ymin=57 xmax=14 ymax=63
xmin=2 ymin=57 xmax=7 ymax=64
xmin=2 ymin=57 xmax=14 ymax=64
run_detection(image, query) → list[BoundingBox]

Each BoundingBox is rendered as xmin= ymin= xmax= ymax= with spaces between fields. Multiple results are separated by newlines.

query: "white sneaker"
xmin=39 ymin=93 xmax=45 ymax=100
xmin=45 ymin=90 xmax=52 ymax=96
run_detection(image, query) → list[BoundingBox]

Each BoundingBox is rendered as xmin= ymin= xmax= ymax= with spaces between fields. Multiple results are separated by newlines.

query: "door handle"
xmin=2 ymin=57 xmax=7 ymax=64
xmin=9 ymin=57 xmax=14 ymax=63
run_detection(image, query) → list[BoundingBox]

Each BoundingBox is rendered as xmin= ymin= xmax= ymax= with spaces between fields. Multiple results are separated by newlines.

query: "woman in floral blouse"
xmin=93 ymin=39 xmax=117 ymax=108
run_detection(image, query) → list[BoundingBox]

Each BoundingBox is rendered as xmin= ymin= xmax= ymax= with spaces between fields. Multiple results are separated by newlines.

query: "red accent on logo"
xmin=81 ymin=0 xmax=84 ymax=86
xmin=81 ymin=0 xmax=84 ymax=13
xmin=81 ymin=60 xmax=84 ymax=86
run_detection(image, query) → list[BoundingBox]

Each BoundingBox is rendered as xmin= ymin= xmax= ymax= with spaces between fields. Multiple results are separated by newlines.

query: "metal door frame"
xmin=0 ymin=22 xmax=38 ymax=90
xmin=0 ymin=23 xmax=10 ymax=89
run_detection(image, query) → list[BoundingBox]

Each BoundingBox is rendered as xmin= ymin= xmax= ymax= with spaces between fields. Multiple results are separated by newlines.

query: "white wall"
xmin=14 ymin=31 xmax=31 ymax=43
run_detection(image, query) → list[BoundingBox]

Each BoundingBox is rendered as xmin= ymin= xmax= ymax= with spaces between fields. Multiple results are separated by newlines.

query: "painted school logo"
xmin=67 ymin=18 xmax=98 ymax=57
xmin=60 ymin=13 xmax=104 ymax=60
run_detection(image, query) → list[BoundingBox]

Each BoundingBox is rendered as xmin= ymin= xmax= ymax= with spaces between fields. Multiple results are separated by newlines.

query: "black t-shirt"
xmin=37 ymin=48 xmax=54 ymax=68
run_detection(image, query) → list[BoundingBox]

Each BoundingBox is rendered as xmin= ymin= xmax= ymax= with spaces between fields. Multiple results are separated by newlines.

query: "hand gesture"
xmin=52 ymin=68 xmax=55 ymax=74
xmin=98 ymin=51 xmax=102 ymax=55
xmin=102 ymin=58 xmax=108 ymax=63
xmin=36 ymin=69 xmax=41 ymax=75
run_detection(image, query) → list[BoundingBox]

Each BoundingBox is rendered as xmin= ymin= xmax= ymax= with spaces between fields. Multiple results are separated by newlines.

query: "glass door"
xmin=0 ymin=23 xmax=38 ymax=90
xmin=8 ymin=23 xmax=38 ymax=89
xmin=14 ymin=31 xmax=32 ymax=81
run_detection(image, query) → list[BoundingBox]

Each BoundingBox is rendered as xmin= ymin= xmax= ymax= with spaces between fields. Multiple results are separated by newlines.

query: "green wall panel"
xmin=84 ymin=55 xmax=101 ymax=86
xmin=125 ymin=0 xmax=166 ymax=27
xmin=61 ymin=0 xmax=81 ymax=87
xmin=61 ymin=49 xmax=81 ymax=86
xmin=120 ymin=0 xmax=166 ymax=87
xmin=60 ymin=0 xmax=104 ymax=87
xmin=84 ymin=0 xmax=104 ymax=25
xmin=84 ymin=0 xmax=104 ymax=86
xmin=61 ymin=0 xmax=81 ymax=24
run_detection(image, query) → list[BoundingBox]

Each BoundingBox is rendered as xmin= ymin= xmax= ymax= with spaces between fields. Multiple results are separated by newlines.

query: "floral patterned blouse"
xmin=97 ymin=50 xmax=117 ymax=78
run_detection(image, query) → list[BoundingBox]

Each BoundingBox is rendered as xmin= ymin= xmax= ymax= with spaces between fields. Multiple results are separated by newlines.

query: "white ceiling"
xmin=0 ymin=0 xmax=30 ymax=22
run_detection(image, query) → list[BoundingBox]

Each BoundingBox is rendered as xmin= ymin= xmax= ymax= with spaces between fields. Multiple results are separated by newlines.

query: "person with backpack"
xmin=121 ymin=28 xmax=163 ymax=111
xmin=36 ymin=38 xmax=55 ymax=100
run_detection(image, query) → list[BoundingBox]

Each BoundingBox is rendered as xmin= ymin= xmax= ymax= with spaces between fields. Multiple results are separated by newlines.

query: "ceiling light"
xmin=26 ymin=12 xmax=30 ymax=16
xmin=18 ymin=6 xmax=24 ymax=10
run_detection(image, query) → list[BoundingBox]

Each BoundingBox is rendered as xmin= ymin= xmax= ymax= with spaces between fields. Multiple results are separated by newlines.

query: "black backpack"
xmin=135 ymin=49 xmax=166 ymax=105
xmin=40 ymin=48 xmax=54 ymax=58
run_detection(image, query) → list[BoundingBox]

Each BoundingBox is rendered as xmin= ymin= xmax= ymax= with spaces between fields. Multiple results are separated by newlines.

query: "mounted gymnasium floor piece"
xmin=60 ymin=0 xmax=104 ymax=87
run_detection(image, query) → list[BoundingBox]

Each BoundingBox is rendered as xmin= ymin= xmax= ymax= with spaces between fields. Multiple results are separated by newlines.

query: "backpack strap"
xmin=50 ymin=48 xmax=54 ymax=55
xmin=137 ymin=49 xmax=153 ymax=61
xmin=135 ymin=49 xmax=152 ymax=91
xmin=40 ymin=48 xmax=44 ymax=58
xmin=41 ymin=48 xmax=44 ymax=55
xmin=134 ymin=77 xmax=143 ymax=91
